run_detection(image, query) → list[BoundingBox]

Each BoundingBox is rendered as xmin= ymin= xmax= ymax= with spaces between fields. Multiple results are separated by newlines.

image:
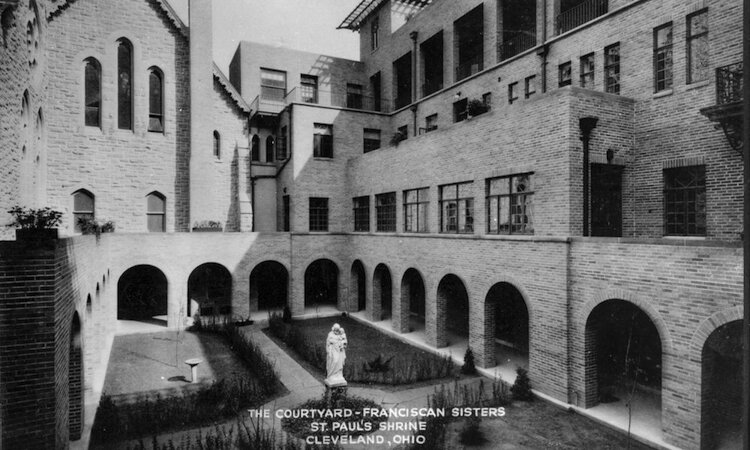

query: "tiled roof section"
xmin=338 ymin=0 xmax=431 ymax=30
xmin=213 ymin=63 xmax=251 ymax=114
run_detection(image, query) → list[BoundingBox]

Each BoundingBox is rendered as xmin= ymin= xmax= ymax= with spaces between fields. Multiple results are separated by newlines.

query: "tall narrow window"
xmin=454 ymin=5 xmax=484 ymax=82
xmin=654 ymin=23 xmax=674 ymax=92
xmin=486 ymin=174 xmax=534 ymax=234
xmin=277 ymin=126 xmax=288 ymax=160
xmin=72 ymin=190 xmax=94 ymax=233
xmin=353 ymin=196 xmax=370 ymax=231
xmin=508 ymin=82 xmax=519 ymax=104
xmin=309 ymin=197 xmax=328 ymax=231
xmin=266 ymin=135 xmax=275 ymax=162
xmin=393 ymin=52 xmax=413 ymax=110
xmin=404 ymin=188 xmax=429 ymax=232
xmin=213 ymin=130 xmax=221 ymax=159
xmin=282 ymin=195 xmax=290 ymax=231
xmin=347 ymin=83 xmax=363 ymax=109
xmin=559 ymin=61 xmax=572 ymax=87
xmin=440 ymin=182 xmax=473 ymax=233
xmin=525 ymin=75 xmax=536 ymax=98
xmin=251 ymin=135 xmax=260 ymax=161
xmin=84 ymin=58 xmax=101 ymax=127
xmin=375 ymin=192 xmax=396 ymax=232
xmin=148 ymin=68 xmax=164 ymax=132
xmin=300 ymin=74 xmax=318 ymax=103
xmin=370 ymin=72 xmax=382 ymax=112
xmin=146 ymin=192 xmax=166 ymax=232
xmin=664 ymin=166 xmax=706 ymax=236
xmin=363 ymin=128 xmax=381 ymax=153
xmin=371 ymin=15 xmax=379 ymax=51
xmin=687 ymin=10 xmax=709 ymax=84
xmin=117 ymin=38 xmax=133 ymax=130
xmin=313 ymin=123 xmax=333 ymax=158
xmin=580 ymin=53 xmax=595 ymax=88
xmin=604 ymin=43 xmax=621 ymax=94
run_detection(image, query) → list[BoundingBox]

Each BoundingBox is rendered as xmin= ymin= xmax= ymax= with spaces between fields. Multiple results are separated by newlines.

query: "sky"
xmin=170 ymin=0 xmax=362 ymax=74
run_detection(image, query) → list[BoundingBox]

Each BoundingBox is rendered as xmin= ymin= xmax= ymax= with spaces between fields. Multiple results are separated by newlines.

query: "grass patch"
xmin=267 ymin=314 xmax=455 ymax=385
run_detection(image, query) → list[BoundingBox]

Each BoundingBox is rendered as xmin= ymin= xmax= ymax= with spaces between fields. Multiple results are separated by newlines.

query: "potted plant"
xmin=192 ymin=220 xmax=223 ymax=232
xmin=467 ymin=98 xmax=488 ymax=117
xmin=77 ymin=217 xmax=115 ymax=238
xmin=7 ymin=206 xmax=63 ymax=242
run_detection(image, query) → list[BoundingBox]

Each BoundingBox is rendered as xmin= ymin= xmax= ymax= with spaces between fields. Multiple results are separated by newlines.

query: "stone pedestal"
xmin=324 ymin=381 xmax=347 ymax=408
xmin=185 ymin=358 xmax=202 ymax=383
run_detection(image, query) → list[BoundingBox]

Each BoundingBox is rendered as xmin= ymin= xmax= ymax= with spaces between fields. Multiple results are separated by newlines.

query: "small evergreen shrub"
xmin=461 ymin=348 xmax=477 ymax=375
xmin=459 ymin=415 xmax=487 ymax=446
xmin=511 ymin=367 xmax=533 ymax=401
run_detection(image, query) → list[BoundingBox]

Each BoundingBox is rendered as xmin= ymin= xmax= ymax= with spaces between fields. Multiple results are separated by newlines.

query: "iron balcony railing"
xmin=284 ymin=86 xmax=390 ymax=113
xmin=716 ymin=62 xmax=742 ymax=105
xmin=557 ymin=0 xmax=608 ymax=34
xmin=455 ymin=55 xmax=484 ymax=82
xmin=498 ymin=28 xmax=537 ymax=61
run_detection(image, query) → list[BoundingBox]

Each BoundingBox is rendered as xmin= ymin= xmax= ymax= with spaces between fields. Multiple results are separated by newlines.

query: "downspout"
xmin=579 ymin=117 xmax=598 ymax=237
xmin=248 ymin=115 xmax=255 ymax=232
xmin=410 ymin=31 xmax=419 ymax=136
xmin=538 ymin=0 xmax=548 ymax=93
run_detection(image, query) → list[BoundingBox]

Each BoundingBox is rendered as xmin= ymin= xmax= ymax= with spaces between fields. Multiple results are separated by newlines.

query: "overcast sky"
xmin=170 ymin=0 xmax=362 ymax=73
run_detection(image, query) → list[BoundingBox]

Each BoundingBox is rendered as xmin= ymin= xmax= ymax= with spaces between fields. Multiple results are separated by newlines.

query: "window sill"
xmin=313 ymin=157 xmax=334 ymax=161
xmin=82 ymin=126 xmax=103 ymax=136
xmin=685 ymin=80 xmax=710 ymax=91
xmin=662 ymin=235 xmax=706 ymax=240
xmin=653 ymin=89 xmax=673 ymax=99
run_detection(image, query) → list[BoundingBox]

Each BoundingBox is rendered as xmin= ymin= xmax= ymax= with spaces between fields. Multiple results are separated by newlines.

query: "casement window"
xmin=251 ymin=135 xmax=260 ymax=161
xmin=72 ymin=190 xmax=94 ymax=233
xmin=266 ymin=135 xmax=275 ymax=162
xmin=148 ymin=68 xmax=164 ymax=132
xmin=309 ymin=197 xmax=329 ymax=231
xmin=347 ymin=83 xmax=363 ymax=109
xmin=363 ymin=128 xmax=381 ymax=153
xmin=580 ymin=53 xmax=595 ymax=88
xmin=508 ymin=82 xmax=518 ymax=104
xmin=117 ymin=38 xmax=133 ymax=130
xmin=213 ymin=131 xmax=221 ymax=159
xmin=375 ymin=192 xmax=396 ymax=232
xmin=313 ymin=123 xmax=333 ymax=158
xmin=687 ymin=9 xmax=709 ymax=84
xmin=559 ymin=61 xmax=572 ymax=87
xmin=654 ymin=23 xmax=674 ymax=92
xmin=486 ymin=174 xmax=534 ymax=234
xmin=525 ymin=75 xmax=536 ymax=98
xmin=300 ymin=74 xmax=318 ymax=103
xmin=439 ymin=182 xmax=473 ymax=233
xmin=353 ymin=196 xmax=370 ymax=231
xmin=664 ymin=166 xmax=706 ymax=236
xmin=604 ymin=43 xmax=621 ymax=94
xmin=146 ymin=192 xmax=166 ymax=232
xmin=84 ymin=58 xmax=101 ymax=127
xmin=404 ymin=187 xmax=429 ymax=232
xmin=260 ymin=68 xmax=286 ymax=101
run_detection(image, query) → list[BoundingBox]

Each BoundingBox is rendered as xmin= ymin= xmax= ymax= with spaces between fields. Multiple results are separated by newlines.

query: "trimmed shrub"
xmin=461 ymin=348 xmax=477 ymax=375
xmin=511 ymin=367 xmax=533 ymax=401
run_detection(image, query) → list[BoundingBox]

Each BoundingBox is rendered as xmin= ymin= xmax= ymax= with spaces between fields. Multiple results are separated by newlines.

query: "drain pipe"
xmin=538 ymin=1 xmax=548 ymax=93
xmin=410 ymin=31 xmax=419 ymax=135
xmin=579 ymin=117 xmax=598 ymax=237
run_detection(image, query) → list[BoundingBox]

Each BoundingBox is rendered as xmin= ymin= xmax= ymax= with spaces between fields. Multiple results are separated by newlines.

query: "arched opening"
xmin=213 ymin=130 xmax=221 ymax=159
xmin=585 ymin=300 xmax=662 ymax=429
xmin=251 ymin=134 xmax=260 ymax=161
xmin=117 ymin=265 xmax=168 ymax=325
xmin=72 ymin=189 xmax=95 ymax=233
xmin=437 ymin=274 xmax=469 ymax=345
xmin=401 ymin=268 xmax=425 ymax=331
xmin=265 ymin=135 xmax=275 ymax=162
xmin=116 ymin=38 xmax=133 ymax=130
xmin=69 ymin=312 xmax=83 ymax=441
xmin=304 ymin=259 xmax=338 ymax=308
xmin=249 ymin=261 xmax=288 ymax=311
xmin=148 ymin=67 xmax=164 ymax=133
xmin=373 ymin=264 xmax=392 ymax=320
xmin=701 ymin=320 xmax=742 ymax=450
xmin=187 ymin=263 xmax=232 ymax=316
xmin=485 ymin=282 xmax=529 ymax=370
xmin=350 ymin=260 xmax=366 ymax=311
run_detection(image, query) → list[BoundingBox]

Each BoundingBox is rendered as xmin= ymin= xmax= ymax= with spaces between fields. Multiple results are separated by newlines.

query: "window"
xmin=282 ymin=195 xmax=290 ymax=231
xmin=84 ymin=58 xmax=101 ymax=127
xmin=353 ymin=196 xmax=370 ymax=231
xmin=654 ymin=23 xmax=673 ymax=92
xmin=559 ymin=61 xmax=572 ymax=87
xmin=260 ymin=68 xmax=286 ymax=101
xmin=277 ymin=126 xmax=288 ymax=160
xmin=525 ymin=75 xmax=536 ymax=98
xmin=393 ymin=52 xmax=412 ymax=109
xmin=309 ymin=197 xmax=328 ymax=231
xmin=370 ymin=72 xmax=382 ymax=112
xmin=453 ymin=98 xmax=468 ymax=122
xmin=148 ymin=68 xmax=164 ymax=132
xmin=604 ymin=43 xmax=620 ymax=94
xmin=213 ymin=130 xmax=221 ymax=159
xmin=347 ymin=83 xmax=363 ymax=109
xmin=375 ymin=192 xmax=396 ymax=232
xmin=664 ymin=165 xmax=706 ymax=236
xmin=482 ymin=92 xmax=492 ymax=110
xmin=687 ymin=10 xmax=708 ymax=84
xmin=265 ymin=135 xmax=275 ymax=162
xmin=454 ymin=5 xmax=484 ymax=82
xmin=251 ymin=135 xmax=260 ymax=161
xmin=313 ymin=123 xmax=333 ymax=158
xmin=421 ymin=31 xmax=444 ymax=96
xmin=146 ymin=192 xmax=166 ymax=232
xmin=580 ymin=53 xmax=594 ymax=88
xmin=117 ymin=38 xmax=133 ymax=130
xmin=72 ymin=190 xmax=94 ymax=233
xmin=508 ymin=82 xmax=518 ymax=104
xmin=397 ymin=125 xmax=408 ymax=140
xmin=363 ymin=128 xmax=381 ymax=153
xmin=371 ymin=15 xmax=379 ymax=51
xmin=486 ymin=174 xmax=534 ymax=234
xmin=300 ymin=74 xmax=318 ymax=103
xmin=439 ymin=182 xmax=473 ymax=233
xmin=425 ymin=114 xmax=438 ymax=132
xmin=404 ymin=187 xmax=429 ymax=232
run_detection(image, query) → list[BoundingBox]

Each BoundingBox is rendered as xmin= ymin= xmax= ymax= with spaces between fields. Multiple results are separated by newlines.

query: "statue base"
xmin=324 ymin=381 xmax=348 ymax=408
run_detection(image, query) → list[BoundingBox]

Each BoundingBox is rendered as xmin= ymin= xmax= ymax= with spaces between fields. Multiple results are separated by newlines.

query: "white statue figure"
xmin=325 ymin=323 xmax=347 ymax=386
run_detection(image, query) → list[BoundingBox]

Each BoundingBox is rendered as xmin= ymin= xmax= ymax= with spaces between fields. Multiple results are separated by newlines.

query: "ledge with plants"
xmin=192 ymin=220 xmax=223 ymax=232
xmin=7 ymin=205 xmax=63 ymax=243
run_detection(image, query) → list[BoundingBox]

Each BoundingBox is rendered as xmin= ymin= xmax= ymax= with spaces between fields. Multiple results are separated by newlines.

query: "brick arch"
xmin=481 ymin=275 xmax=534 ymax=320
xmin=248 ymin=260 xmax=289 ymax=311
xmin=372 ymin=263 xmax=393 ymax=321
xmin=349 ymin=259 xmax=367 ymax=312
xmin=187 ymin=262 xmax=233 ymax=316
xmin=689 ymin=305 xmax=743 ymax=358
xmin=433 ymin=269 xmax=473 ymax=302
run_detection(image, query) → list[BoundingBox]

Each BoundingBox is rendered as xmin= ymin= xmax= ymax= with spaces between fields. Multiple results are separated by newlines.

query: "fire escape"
xmin=700 ymin=62 xmax=743 ymax=155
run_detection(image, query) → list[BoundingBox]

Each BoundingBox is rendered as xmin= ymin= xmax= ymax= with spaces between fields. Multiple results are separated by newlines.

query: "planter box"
xmin=15 ymin=228 xmax=59 ymax=249
xmin=192 ymin=227 xmax=223 ymax=232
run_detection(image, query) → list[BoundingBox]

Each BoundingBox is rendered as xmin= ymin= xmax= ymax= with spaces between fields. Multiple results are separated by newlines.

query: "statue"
xmin=324 ymin=323 xmax=347 ymax=386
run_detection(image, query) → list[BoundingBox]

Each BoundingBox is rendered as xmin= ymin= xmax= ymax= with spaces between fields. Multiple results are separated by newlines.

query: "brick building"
xmin=0 ymin=0 xmax=744 ymax=448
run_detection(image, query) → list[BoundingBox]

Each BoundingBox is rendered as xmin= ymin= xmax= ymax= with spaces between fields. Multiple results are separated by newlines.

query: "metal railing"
xmin=498 ymin=28 xmax=537 ymax=61
xmin=455 ymin=56 xmax=484 ymax=81
xmin=284 ymin=87 xmax=390 ymax=113
xmin=716 ymin=62 xmax=743 ymax=105
xmin=556 ymin=0 xmax=608 ymax=34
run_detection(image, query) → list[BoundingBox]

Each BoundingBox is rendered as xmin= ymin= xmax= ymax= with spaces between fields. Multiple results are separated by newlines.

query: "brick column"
xmin=337 ymin=270 xmax=348 ymax=312
xmin=475 ymin=298 xmax=496 ymax=368
xmin=232 ymin=269 xmax=250 ymax=318
xmin=426 ymin=281 xmax=446 ymax=348
xmin=370 ymin=269 xmax=383 ymax=321
xmin=167 ymin=272 xmax=187 ymax=329
xmin=393 ymin=273 xmax=410 ymax=333
xmin=290 ymin=262 xmax=305 ymax=316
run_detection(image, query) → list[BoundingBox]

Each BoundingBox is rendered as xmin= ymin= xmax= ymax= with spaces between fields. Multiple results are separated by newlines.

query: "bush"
xmin=363 ymin=354 xmax=393 ymax=373
xmin=461 ymin=348 xmax=477 ymax=375
xmin=459 ymin=415 xmax=487 ymax=446
xmin=7 ymin=206 xmax=62 ymax=229
xmin=77 ymin=217 xmax=115 ymax=236
xmin=511 ymin=367 xmax=533 ymax=401
xmin=282 ymin=305 xmax=292 ymax=323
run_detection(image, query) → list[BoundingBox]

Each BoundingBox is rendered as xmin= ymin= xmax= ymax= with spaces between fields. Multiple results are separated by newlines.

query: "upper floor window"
xmin=425 ymin=114 xmax=438 ymax=132
xmin=148 ymin=67 xmax=164 ymax=133
xmin=84 ymin=58 xmax=101 ymax=128
xmin=300 ymin=74 xmax=318 ymax=103
xmin=375 ymin=192 xmax=396 ymax=232
xmin=277 ymin=126 xmax=288 ymax=160
xmin=580 ymin=53 xmax=595 ymax=88
xmin=73 ymin=189 xmax=95 ymax=233
xmin=454 ymin=4 xmax=484 ymax=82
xmin=313 ymin=123 xmax=333 ymax=158
xmin=393 ymin=52 xmax=413 ymax=110
xmin=508 ymin=82 xmax=519 ymax=104
xmin=370 ymin=72 xmax=382 ymax=112
xmin=604 ymin=43 xmax=620 ymax=94
xmin=453 ymin=98 xmax=468 ymax=122
xmin=439 ymin=182 xmax=473 ymax=233
xmin=371 ymin=16 xmax=379 ymax=51
xmin=525 ymin=75 xmax=536 ymax=98
xmin=404 ymin=187 xmax=429 ymax=233
xmin=146 ymin=192 xmax=166 ymax=232
xmin=664 ymin=165 xmax=705 ymax=236
xmin=266 ymin=135 xmax=275 ymax=162
xmin=559 ymin=61 xmax=572 ymax=87
xmin=654 ymin=22 xmax=673 ymax=92
xmin=260 ymin=68 xmax=286 ymax=101
xmin=363 ymin=128 xmax=381 ymax=153
xmin=421 ymin=31 xmax=444 ymax=96
xmin=251 ymin=135 xmax=260 ymax=161
xmin=213 ymin=130 xmax=221 ymax=159
xmin=486 ymin=174 xmax=534 ymax=234
xmin=309 ymin=197 xmax=328 ymax=231
xmin=117 ymin=38 xmax=133 ymax=130
xmin=282 ymin=195 xmax=290 ymax=231
xmin=687 ymin=9 xmax=709 ymax=84
xmin=347 ymin=83 xmax=363 ymax=109
xmin=353 ymin=196 xmax=370 ymax=232
xmin=557 ymin=0 xmax=609 ymax=34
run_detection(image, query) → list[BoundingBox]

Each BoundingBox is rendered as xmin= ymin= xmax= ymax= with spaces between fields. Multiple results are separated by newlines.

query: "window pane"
xmin=117 ymin=40 xmax=133 ymax=130
xmin=84 ymin=59 xmax=100 ymax=127
xmin=147 ymin=214 xmax=165 ymax=232
xmin=74 ymin=191 xmax=94 ymax=212
xmin=149 ymin=70 xmax=163 ymax=132
xmin=441 ymin=185 xmax=456 ymax=200
xmin=457 ymin=182 xmax=472 ymax=198
xmin=147 ymin=193 xmax=165 ymax=213
xmin=487 ymin=197 xmax=498 ymax=233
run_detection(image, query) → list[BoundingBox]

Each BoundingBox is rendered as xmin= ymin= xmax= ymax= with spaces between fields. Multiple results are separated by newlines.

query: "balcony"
xmin=498 ymin=28 xmax=537 ymax=62
xmin=556 ymin=0 xmax=608 ymax=35
xmin=455 ymin=56 xmax=484 ymax=82
xmin=284 ymin=86 xmax=390 ymax=113
xmin=700 ymin=62 xmax=743 ymax=154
